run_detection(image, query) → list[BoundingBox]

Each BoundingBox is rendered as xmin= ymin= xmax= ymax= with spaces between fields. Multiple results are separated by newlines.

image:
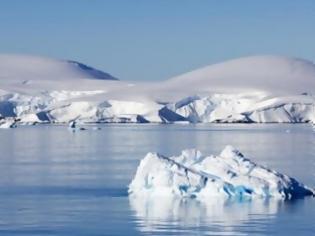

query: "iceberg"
xmin=0 ymin=118 xmax=17 ymax=129
xmin=129 ymin=146 xmax=314 ymax=200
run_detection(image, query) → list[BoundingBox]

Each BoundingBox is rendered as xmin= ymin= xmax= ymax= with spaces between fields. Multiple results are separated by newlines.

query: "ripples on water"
xmin=0 ymin=124 xmax=314 ymax=235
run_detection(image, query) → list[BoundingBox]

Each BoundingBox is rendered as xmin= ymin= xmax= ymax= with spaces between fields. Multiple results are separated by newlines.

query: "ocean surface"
xmin=0 ymin=124 xmax=314 ymax=235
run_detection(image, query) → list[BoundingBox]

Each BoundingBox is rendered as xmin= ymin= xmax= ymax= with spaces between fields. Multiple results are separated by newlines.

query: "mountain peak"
xmin=166 ymin=55 xmax=315 ymax=94
xmin=0 ymin=54 xmax=118 ymax=81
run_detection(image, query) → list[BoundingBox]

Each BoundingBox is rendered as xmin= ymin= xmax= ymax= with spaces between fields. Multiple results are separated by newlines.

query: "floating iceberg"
xmin=0 ymin=118 xmax=17 ymax=129
xmin=129 ymin=146 xmax=314 ymax=200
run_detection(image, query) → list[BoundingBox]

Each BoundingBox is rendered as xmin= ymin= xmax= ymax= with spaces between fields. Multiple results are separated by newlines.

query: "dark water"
xmin=0 ymin=124 xmax=314 ymax=235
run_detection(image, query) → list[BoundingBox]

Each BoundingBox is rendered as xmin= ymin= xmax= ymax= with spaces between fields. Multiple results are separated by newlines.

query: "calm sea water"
xmin=0 ymin=124 xmax=314 ymax=235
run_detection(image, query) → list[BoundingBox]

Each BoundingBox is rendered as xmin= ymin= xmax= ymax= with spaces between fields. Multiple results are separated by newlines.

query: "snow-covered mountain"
xmin=0 ymin=54 xmax=118 ymax=81
xmin=0 ymin=54 xmax=314 ymax=125
xmin=164 ymin=55 xmax=315 ymax=95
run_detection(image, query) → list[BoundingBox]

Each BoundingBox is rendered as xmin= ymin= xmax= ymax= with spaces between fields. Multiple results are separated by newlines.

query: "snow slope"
xmin=164 ymin=55 xmax=315 ymax=96
xmin=0 ymin=54 xmax=315 ymax=124
xmin=129 ymin=146 xmax=314 ymax=199
xmin=0 ymin=54 xmax=118 ymax=81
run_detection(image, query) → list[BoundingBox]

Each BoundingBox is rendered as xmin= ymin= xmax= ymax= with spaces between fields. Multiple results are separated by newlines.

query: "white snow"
xmin=164 ymin=55 xmax=315 ymax=96
xmin=167 ymin=94 xmax=315 ymax=123
xmin=129 ymin=146 xmax=314 ymax=200
xmin=0 ymin=54 xmax=315 ymax=124
xmin=0 ymin=54 xmax=118 ymax=81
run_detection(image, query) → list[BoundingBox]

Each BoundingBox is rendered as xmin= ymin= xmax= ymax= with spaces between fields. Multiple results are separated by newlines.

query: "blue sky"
xmin=1 ymin=0 xmax=315 ymax=81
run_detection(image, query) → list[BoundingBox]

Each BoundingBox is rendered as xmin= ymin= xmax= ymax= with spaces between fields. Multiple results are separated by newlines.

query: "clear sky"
xmin=1 ymin=0 xmax=315 ymax=81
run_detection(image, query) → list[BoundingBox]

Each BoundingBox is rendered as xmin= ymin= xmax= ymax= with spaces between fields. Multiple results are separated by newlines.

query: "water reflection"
xmin=129 ymin=195 xmax=281 ymax=235
xmin=0 ymin=124 xmax=314 ymax=235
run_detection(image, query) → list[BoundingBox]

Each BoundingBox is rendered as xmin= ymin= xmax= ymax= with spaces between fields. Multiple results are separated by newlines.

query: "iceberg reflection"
xmin=129 ymin=195 xmax=282 ymax=234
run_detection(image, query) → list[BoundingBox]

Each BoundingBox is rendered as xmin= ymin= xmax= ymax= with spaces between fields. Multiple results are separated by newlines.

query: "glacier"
xmin=0 ymin=54 xmax=315 ymax=125
xmin=128 ymin=146 xmax=315 ymax=200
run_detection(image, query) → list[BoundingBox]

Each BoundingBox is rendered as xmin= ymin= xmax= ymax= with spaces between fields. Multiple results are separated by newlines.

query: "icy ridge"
xmin=0 ymin=91 xmax=315 ymax=124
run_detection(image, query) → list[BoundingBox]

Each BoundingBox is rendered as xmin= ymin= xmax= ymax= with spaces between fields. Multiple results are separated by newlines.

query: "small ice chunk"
xmin=68 ymin=120 xmax=76 ymax=129
xmin=129 ymin=146 xmax=314 ymax=200
xmin=0 ymin=118 xmax=17 ymax=129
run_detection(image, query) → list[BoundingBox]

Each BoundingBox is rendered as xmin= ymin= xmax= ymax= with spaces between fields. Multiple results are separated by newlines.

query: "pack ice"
xmin=129 ymin=146 xmax=314 ymax=200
